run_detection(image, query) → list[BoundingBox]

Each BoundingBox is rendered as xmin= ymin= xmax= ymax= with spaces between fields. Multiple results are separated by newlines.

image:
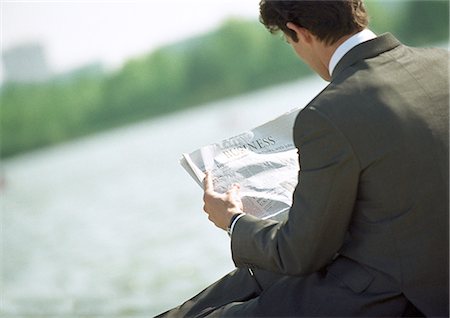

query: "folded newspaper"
xmin=180 ymin=108 xmax=301 ymax=221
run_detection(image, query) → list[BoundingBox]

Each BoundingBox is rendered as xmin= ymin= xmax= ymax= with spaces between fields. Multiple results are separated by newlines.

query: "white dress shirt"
xmin=329 ymin=29 xmax=377 ymax=76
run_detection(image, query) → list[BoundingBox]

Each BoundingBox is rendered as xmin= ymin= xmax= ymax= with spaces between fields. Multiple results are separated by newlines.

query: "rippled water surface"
xmin=1 ymin=77 xmax=327 ymax=316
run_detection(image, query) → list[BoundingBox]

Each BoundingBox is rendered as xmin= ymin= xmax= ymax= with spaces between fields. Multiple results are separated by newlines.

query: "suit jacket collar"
xmin=331 ymin=33 xmax=401 ymax=81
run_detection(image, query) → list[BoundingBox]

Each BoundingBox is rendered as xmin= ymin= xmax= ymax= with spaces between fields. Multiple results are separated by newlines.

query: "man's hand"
xmin=202 ymin=172 xmax=243 ymax=230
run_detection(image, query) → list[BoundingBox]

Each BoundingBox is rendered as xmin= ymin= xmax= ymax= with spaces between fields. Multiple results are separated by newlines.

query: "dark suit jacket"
xmin=231 ymin=34 xmax=449 ymax=316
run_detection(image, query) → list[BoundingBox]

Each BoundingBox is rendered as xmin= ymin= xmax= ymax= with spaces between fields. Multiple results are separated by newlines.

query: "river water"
xmin=1 ymin=76 xmax=326 ymax=316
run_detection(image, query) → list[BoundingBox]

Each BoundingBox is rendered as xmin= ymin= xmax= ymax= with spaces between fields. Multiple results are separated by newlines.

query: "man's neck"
xmin=317 ymin=33 xmax=356 ymax=81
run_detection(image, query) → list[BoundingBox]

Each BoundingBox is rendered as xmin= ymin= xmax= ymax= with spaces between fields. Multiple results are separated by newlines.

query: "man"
xmin=158 ymin=0 xmax=449 ymax=316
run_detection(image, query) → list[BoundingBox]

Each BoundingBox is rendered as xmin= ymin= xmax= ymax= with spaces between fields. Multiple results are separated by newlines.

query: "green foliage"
xmin=1 ymin=79 xmax=103 ymax=156
xmin=1 ymin=19 xmax=309 ymax=158
xmin=397 ymin=0 xmax=449 ymax=46
xmin=1 ymin=1 xmax=448 ymax=158
xmin=365 ymin=0 xmax=402 ymax=34
xmin=367 ymin=0 xmax=449 ymax=46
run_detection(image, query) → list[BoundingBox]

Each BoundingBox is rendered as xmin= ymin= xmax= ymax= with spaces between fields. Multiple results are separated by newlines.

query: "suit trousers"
xmin=156 ymin=257 xmax=415 ymax=317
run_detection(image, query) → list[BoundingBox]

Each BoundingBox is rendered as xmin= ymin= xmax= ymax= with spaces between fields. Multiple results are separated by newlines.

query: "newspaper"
xmin=180 ymin=108 xmax=301 ymax=221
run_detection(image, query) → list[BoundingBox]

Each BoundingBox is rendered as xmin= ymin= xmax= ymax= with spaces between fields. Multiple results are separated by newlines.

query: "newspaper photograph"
xmin=180 ymin=108 xmax=301 ymax=221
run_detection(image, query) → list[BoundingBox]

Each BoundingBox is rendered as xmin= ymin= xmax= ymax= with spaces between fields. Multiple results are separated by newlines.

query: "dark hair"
xmin=259 ymin=0 xmax=369 ymax=45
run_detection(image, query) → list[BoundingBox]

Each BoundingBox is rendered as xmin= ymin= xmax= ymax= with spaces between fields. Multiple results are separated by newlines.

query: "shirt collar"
xmin=329 ymin=29 xmax=377 ymax=76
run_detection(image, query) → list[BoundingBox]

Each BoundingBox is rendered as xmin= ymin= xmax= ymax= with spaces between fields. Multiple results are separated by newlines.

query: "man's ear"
xmin=286 ymin=22 xmax=313 ymax=44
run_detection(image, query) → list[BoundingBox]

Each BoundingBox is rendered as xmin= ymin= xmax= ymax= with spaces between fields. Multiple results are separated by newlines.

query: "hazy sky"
xmin=1 ymin=0 xmax=259 ymax=81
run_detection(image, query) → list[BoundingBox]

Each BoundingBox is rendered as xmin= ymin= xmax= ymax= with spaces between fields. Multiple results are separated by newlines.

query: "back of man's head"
xmin=259 ymin=0 xmax=369 ymax=44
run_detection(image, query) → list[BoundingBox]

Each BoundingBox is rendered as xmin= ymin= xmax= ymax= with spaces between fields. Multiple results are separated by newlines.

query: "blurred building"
xmin=2 ymin=43 xmax=52 ymax=83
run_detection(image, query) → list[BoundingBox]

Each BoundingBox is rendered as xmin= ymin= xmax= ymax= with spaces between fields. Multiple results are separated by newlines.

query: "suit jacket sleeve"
xmin=231 ymin=106 xmax=360 ymax=276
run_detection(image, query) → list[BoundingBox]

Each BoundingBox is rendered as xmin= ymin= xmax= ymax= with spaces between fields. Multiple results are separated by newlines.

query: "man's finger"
xmin=228 ymin=183 xmax=241 ymax=202
xmin=203 ymin=171 xmax=214 ymax=193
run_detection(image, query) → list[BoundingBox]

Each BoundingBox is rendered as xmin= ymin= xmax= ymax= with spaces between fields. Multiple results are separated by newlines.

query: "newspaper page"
xmin=180 ymin=108 xmax=301 ymax=221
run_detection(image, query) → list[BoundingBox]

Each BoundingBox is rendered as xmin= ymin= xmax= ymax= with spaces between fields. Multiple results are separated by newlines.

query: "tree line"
xmin=1 ymin=0 xmax=448 ymax=158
